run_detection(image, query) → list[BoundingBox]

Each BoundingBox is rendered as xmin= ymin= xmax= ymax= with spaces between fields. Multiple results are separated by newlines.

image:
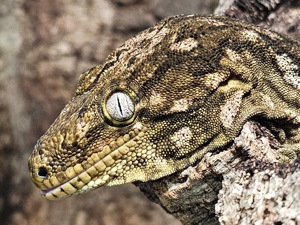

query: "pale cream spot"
xmin=76 ymin=120 xmax=90 ymax=140
xmin=203 ymin=71 xmax=230 ymax=90
xmin=225 ymin=48 xmax=242 ymax=62
xmin=170 ymin=98 xmax=192 ymax=113
xmin=240 ymin=30 xmax=261 ymax=42
xmin=170 ymin=38 xmax=198 ymax=51
xmin=275 ymin=54 xmax=300 ymax=90
xmin=147 ymin=27 xmax=170 ymax=48
xmin=149 ymin=91 xmax=167 ymax=107
xmin=133 ymin=121 xmax=143 ymax=130
xmin=146 ymin=72 xmax=154 ymax=78
xmin=170 ymin=127 xmax=193 ymax=148
xmin=221 ymin=90 xmax=244 ymax=128
xmin=259 ymin=93 xmax=274 ymax=109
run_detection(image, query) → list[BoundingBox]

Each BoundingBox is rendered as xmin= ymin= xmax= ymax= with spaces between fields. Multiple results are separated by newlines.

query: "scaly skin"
xmin=28 ymin=15 xmax=300 ymax=200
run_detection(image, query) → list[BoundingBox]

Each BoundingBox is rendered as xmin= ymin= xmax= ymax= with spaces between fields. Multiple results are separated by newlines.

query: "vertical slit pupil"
xmin=117 ymin=95 xmax=123 ymax=115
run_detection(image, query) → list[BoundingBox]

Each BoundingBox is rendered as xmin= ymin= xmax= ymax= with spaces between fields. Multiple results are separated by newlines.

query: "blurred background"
xmin=0 ymin=0 xmax=218 ymax=224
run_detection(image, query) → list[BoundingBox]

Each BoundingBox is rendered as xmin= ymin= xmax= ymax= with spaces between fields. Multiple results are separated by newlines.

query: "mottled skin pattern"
xmin=28 ymin=15 xmax=300 ymax=200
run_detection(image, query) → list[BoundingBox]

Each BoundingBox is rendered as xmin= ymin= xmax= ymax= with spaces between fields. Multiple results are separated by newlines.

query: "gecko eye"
xmin=106 ymin=91 xmax=134 ymax=120
xmin=103 ymin=90 xmax=137 ymax=126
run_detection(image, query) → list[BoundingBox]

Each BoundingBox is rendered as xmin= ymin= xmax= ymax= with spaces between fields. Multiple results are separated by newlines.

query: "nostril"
xmin=38 ymin=167 xmax=48 ymax=178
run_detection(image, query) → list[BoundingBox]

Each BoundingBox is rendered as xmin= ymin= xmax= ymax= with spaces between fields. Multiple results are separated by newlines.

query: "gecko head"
xmin=28 ymin=61 xmax=200 ymax=200
xmin=28 ymin=65 xmax=153 ymax=200
xmin=28 ymin=15 xmax=228 ymax=200
xmin=28 ymin=55 xmax=200 ymax=200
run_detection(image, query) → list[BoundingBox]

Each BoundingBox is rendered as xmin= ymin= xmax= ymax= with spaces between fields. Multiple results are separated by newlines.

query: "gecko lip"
xmin=38 ymin=158 xmax=110 ymax=200
xmin=40 ymin=179 xmax=72 ymax=199
xmin=40 ymin=186 xmax=58 ymax=197
xmin=38 ymin=169 xmax=91 ymax=200
xmin=35 ymin=134 xmax=137 ymax=200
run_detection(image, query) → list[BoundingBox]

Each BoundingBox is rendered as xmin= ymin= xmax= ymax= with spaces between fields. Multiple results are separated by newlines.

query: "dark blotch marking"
xmin=128 ymin=55 xmax=137 ymax=66
xmin=78 ymin=106 xmax=87 ymax=118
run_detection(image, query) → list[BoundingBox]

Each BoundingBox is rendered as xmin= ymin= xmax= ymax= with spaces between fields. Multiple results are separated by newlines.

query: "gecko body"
xmin=28 ymin=15 xmax=300 ymax=200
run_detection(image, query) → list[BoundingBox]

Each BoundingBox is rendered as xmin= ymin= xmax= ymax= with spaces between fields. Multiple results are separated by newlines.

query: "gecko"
xmin=28 ymin=14 xmax=300 ymax=200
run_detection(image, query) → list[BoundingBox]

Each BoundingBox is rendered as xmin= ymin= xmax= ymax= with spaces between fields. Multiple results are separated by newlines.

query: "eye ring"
xmin=102 ymin=89 xmax=138 ymax=126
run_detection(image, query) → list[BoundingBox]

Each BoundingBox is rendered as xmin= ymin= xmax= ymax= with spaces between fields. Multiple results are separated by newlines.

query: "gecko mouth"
xmin=31 ymin=126 xmax=142 ymax=200
xmin=37 ymin=149 xmax=124 ymax=200
xmin=39 ymin=176 xmax=80 ymax=200
xmin=40 ymin=186 xmax=60 ymax=197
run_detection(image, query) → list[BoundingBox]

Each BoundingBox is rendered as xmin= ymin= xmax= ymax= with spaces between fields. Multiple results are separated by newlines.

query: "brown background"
xmin=0 ymin=0 xmax=218 ymax=224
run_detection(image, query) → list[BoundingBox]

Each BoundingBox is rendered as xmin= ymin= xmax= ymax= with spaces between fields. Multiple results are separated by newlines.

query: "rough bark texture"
xmin=1 ymin=0 xmax=300 ymax=225
xmin=136 ymin=0 xmax=300 ymax=224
